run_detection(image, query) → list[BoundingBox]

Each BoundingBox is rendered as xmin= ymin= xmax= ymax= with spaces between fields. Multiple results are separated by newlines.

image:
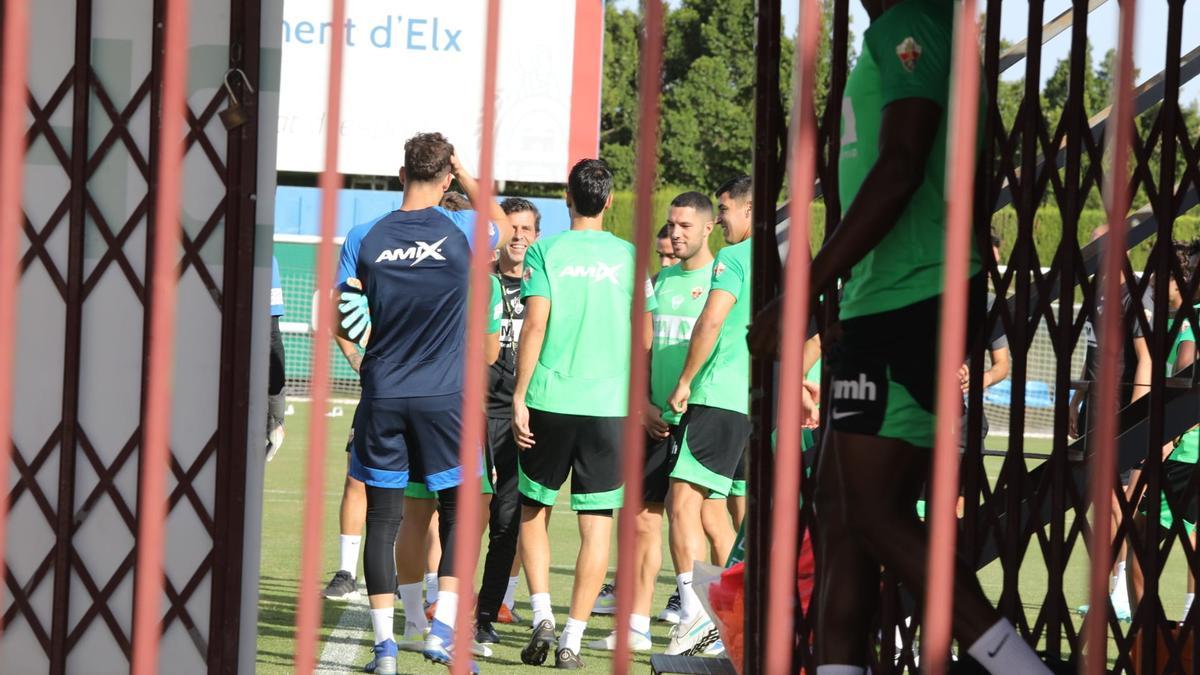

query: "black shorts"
xmin=644 ymin=426 xmax=681 ymax=505
xmin=350 ymin=394 xmax=463 ymax=490
xmin=1138 ymin=459 xmax=1199 ymax=533
xmin=518 ymin=409 xmax=624 ymax=511
xmin=669 ymin=405 xmax=752 ymax=497
xmin=828 ymin=274 xmax=985 ymax=448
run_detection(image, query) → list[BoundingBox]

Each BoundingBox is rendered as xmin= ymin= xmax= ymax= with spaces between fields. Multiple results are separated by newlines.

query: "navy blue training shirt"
xmin=339 ymin=206 xmax=498 ymax=399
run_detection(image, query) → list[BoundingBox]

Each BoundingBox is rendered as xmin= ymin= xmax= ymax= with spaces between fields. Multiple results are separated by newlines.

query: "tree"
xmin=599 ymin=1 xmax=642 ymax=188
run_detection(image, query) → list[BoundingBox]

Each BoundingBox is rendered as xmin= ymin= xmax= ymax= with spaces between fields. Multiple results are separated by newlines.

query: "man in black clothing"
xmin=476 ymin=197 xmax=542 ymax=642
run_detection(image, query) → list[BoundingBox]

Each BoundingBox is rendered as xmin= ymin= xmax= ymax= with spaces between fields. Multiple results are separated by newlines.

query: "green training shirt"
xmin=651 ymin=262 xmax=714 ymax=424
xmin=521 ymin=229 xmax=657 ymax=417
xmin=488 ymin=275 xmax=502 ymax=334
xmin=690 ymin=239 xmax=752 ymax=414
xmin=837 ymin=0 xmax=981 ymax=320
xmin=1168 ymin=311 xmax=1197 ymax=464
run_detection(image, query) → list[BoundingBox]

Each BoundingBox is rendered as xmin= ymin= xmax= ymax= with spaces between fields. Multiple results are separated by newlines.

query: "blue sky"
xmin=615 ymin=0 xmax=1200 ymax=106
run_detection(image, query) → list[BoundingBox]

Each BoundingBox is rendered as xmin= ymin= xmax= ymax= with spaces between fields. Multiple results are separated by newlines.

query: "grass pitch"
xmin=256 ymin=404 xmax=1191 ymax=672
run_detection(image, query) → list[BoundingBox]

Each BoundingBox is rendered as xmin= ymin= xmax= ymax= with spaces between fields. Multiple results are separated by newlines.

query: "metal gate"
xmin=752 ymin=0 xmax=1200 ymax=672
xmin=2 ymin=0 xmax=271 ymax=672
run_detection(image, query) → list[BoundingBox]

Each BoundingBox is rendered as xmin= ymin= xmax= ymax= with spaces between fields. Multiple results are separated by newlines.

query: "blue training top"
xmin=270 ymin=256 xmax=285 ymax=317
xmin=338 ymin=206 xmax=497 ymax=399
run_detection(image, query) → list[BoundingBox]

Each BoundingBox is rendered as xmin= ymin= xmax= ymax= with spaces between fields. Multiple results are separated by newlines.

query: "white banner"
xmin=277 ymin=0 xmax=603 ymax=183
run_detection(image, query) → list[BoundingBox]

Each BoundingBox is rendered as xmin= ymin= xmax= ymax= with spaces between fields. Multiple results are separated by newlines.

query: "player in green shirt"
xmin=586 ymin=191 xmax=716 ymax=651
xmin=748 ymin=2 xmax=1054 ymax=673
xmin=1128 ymin=243 xmax=1198 ymax=620
xmin=512 ymin=159 xmax=656 ymax=668
xmin=662 ymin=175 xmax=755 ymax=656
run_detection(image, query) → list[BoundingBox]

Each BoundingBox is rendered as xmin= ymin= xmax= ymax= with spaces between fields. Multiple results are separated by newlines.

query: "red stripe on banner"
xmin=450 ymin=0 xmax=503 ymax=672
xmin=920 ymin=1 xmax=981 ymax=671
xmin=130 ymin=0 xmax=192 ymax=671
xmin=611 ymin=2 xmax=662 ymax=671
xmin=293 ymin=0 xmax=348 ymax=670
xmin=567 ymin=0 xmax=603 ymax=172
xmin=0 ymin=0 xmax=29 ymax=649
xmin=765 ymin=0 xmax=820 ymax=671
xmin=1085 ymin=1 xmax=1137 ymax=672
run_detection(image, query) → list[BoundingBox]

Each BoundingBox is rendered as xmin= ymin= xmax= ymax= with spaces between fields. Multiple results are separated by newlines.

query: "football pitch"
xmin=256 ymin=403 xmax=1190 ymax=672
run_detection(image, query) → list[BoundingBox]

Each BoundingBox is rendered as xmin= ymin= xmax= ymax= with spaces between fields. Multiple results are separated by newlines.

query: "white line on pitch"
xmin=316 ymin=595 xmax=370 ymax=673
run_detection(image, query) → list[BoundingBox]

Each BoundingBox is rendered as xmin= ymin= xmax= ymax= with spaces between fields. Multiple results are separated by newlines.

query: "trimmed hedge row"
xmin=604 ymin=189 xmax=1200 ymax=271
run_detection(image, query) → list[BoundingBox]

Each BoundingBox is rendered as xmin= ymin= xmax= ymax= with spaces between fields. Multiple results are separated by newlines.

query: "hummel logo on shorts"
xmin=831 ymin=373 xmax=877 ymax=402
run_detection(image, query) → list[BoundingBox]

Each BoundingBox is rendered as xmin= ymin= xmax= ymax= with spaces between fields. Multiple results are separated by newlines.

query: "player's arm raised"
xmin=668 ymin=289 xmax=735 ymax=414
xmin=512 ymin=295 xmax=548 ymax=448
xmin=748 ymin=98 xmax=942 ymax=356
xmin=451 ymin=153 xmax=513 ymax=248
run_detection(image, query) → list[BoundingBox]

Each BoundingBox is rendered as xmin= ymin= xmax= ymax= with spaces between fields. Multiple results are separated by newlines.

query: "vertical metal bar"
xmin=448 ymin=1 xmax=502 ymax=673
xmin=1047 ymin=0 xmax=1090 ymax=658
xmin=748 ymin=0 xmax=784 ymax=670
xmin=612 ymin=0 xmax=661 ymax=669
xmin=1084 ymin=1 xmax=1138 ymax=671
xmin=999 ymin=0 xmax=1044 ymax=627
xmin=766 ymin=1 xmax=819 ymax=671
xmin=48 ymin=0 xmax=93 ymax=670
xmin=292 ymin=0 xmax=347 ymax=670
xmin=208 ymin=0 xmax=262 ymax=668
xmin=1154 ymin=9 xmax=1186 ymax=674
xmin=130 ymin=0 xmax=191 ymax=670
xmin=921 ymin=2 xmax=981 ymax=672
xmin=0 ymin=0 xmax=29 ymax=650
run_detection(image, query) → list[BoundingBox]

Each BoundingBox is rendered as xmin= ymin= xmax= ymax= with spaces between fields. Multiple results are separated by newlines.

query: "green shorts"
xmin=404 ymin=467 xmax=494 ymax=500
xmin=518 ymin=409 xmax=623 ymax=511
xmin=1138 ymin=459 xmax=1197 ymax=535
xmin=828 ymin=276 xmax=985 ymax=448
xmin=670 ymin=405 xmax=752 ymax=497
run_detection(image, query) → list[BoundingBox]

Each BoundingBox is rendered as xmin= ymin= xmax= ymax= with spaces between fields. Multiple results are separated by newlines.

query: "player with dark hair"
xmin=513 ymin=158 xmax=656 ymax=668
xmin=475 ymin=197 xmax=543 ymax=644
xmin=587 ymin=191 xmax=716 ymax=652
xmin=337 ymin=131 xmax=510 ymax=674
xmin=1127 ymin=241 xmax=1198 ymax=621
xmin=748 ymin=2 xmax=1056 ymax=672
xmin=661 ymin=176 xmax=754 ymax=656
xmin=657 ymin=224 xmax=679 ymax=270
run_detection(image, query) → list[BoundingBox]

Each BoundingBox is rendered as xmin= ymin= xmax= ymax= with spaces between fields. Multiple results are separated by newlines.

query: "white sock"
xmin=815 ymin=667 xmax=866 ymax=675
xmin=1113 ymin=562 xmax=1128 ymax=596
xmin=370 ymin=607 xmax=394 ymax=645
xmin=1112 ymin=575 xmax=1131 ymax=609
xmin=967 ymin=619 xmax=1051 ymax=674
xmin=424 ymin=573 xmax=439 ymax=605
xmin=433 ymin=590 xmax=458 ymax=628
xmin=531 ymin=592 xmax=554 ymax=627
xmin=559 ymin=617 xmax=587 ymax=654
xmin=677 ymin=572 xmax=701 ymax=623
xmin=1183 ymin=592 xmax=1195 ymax=620
xmin=339 ymin=535 xmax=361 ymax=576
xmin=503 ymin=575 xmax=520 ymax=609
xmin=396 ymin=583 xmax=427 ymax=632
xmin=630 ymin=614 xmax=651 ymax=635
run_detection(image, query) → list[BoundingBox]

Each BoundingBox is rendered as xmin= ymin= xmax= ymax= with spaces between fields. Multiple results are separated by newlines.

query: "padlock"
xmin=219 ymin=68 xmax=255 ymax=130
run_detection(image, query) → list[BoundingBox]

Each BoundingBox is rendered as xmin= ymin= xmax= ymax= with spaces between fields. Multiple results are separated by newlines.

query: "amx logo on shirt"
xmin=559 ymin=263 xmax=622 ymax=285
xmin=831 ymin=373 xmax=877 ymax=402
xmin=374 ymin=236 xmax=448 ymax=266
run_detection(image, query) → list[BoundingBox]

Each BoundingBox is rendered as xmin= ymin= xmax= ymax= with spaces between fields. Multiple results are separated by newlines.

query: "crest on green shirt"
xmin=896 ymin=36 xmax=922 ymax=72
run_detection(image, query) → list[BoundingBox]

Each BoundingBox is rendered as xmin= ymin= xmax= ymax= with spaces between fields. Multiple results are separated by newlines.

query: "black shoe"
xmin=555 ymin=647 xmax=584 ymax=669
xmin=322 ymin=570 xmax=359 ymax=600
xmin=475 ymin=621 xmax=501 ymax=645
xmin=521 ymin=620 xmax=556 ymax=666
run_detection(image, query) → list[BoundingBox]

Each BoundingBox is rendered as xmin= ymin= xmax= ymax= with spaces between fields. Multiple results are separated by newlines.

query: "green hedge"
xmin=604 ymin=189 xmax=1200 ymax=271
